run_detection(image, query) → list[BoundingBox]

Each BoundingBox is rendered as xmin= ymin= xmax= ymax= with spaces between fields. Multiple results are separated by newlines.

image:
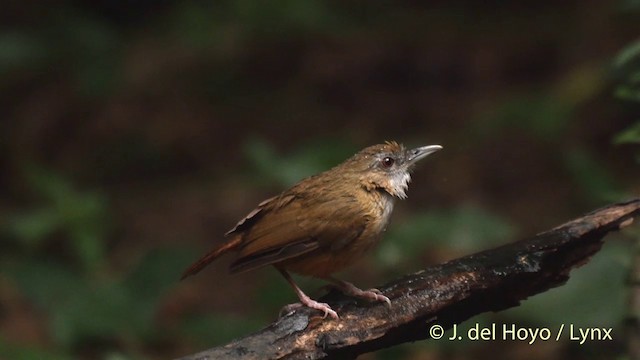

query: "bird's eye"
xmin=381 ymin=156 xmax=395 ymax=168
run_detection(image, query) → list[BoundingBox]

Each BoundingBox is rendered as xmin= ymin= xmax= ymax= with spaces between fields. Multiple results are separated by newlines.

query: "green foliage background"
xmin=0 ymin=1 xmax=639 ymax=359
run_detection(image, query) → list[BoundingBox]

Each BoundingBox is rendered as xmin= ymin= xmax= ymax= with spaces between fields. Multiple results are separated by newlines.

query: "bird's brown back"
xmin=228 ymin=167 xmax=395 ymax=277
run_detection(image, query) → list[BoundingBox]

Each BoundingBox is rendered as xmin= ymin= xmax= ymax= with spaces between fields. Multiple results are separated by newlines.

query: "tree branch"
xmin=178 ymin=199 xmax=640 ymax=360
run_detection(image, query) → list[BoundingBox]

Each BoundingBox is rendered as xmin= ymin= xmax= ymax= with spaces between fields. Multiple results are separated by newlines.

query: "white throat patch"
xmin=389 ymin=171 xmax=411 ymax=199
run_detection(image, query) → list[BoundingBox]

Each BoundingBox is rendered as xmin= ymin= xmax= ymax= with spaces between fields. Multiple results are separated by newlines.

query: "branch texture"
xmin=179 ymin=199 xmax=640 ymax=360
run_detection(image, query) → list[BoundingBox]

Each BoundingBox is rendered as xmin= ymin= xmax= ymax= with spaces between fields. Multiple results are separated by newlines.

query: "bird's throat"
xmin=388 ymin=171 xmax=411 ymax=199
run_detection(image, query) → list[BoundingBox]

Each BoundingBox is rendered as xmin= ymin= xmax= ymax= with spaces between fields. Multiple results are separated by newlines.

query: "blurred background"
xmin=1 ymin=1 xmax=639 ymax=359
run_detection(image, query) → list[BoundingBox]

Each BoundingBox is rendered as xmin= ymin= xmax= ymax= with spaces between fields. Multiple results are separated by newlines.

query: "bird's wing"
xmin=225 ymin=195 xmax=282 ymax=236
xmin=229 ymin=191 xmax=368 ymax=274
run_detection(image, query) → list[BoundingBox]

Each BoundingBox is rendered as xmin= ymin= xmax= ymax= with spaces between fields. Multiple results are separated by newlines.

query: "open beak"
xmin=407 ymin=145 xmax=443 ymax=165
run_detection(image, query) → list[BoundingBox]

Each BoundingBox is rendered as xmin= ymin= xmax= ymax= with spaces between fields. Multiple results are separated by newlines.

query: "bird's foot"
xmin=299 ymin=294 xmax=339 ymax=319
xmin=296 ymin=295 xmax=339 ymax=319
xmin=278 ymin=268 xmax=339 ymax=319
xmin=331 ymin=280 xmax=391 ymax=306
xmin=279 ymin=295 xmax=339 ymax=319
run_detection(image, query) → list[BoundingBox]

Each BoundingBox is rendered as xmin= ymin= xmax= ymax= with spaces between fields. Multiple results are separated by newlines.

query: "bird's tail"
xmin=180 ymin=236 xmax=242 ymax=280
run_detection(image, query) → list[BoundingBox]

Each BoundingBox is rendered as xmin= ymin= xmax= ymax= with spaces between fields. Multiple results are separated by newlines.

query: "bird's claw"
xmin=304 ymin=299 xmax=339 ymax=319
xmin=303 ymin=299 xmax=339 ymax=319
xmin=364 ymin=288 xmax=392 ymax=306
xmin=280 ymin=299 xmax=339 ymax=319
xmin=332 ymin=280 xmax=392 ymax=306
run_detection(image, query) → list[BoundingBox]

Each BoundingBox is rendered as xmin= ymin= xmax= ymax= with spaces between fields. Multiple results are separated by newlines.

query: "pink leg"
xmin=278 ymin=269 xmax=339 ymax=319
xmin=326 ymin=277 xmax=391 ymax=306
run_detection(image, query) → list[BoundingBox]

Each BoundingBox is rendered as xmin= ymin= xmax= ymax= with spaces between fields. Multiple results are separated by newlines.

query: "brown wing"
xmin=225 ymin=195 xmax=282 ymax=236
xmin=230 ymin=191 xmax=368 ymax=274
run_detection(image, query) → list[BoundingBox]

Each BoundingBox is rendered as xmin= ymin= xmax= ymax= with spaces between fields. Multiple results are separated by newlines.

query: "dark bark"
xmin=178 ymin=199 xmax=640 ymax=360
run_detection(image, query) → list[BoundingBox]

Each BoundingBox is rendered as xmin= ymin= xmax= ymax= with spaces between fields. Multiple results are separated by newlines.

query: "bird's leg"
xmin=278 ymin=269 xmax=339 ymax=319
xmin=325 ymin=276 xmax=391 ymax=306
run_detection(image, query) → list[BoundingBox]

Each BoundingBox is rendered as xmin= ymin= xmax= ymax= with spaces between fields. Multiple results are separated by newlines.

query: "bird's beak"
xmin=407 ymin=145 xmax=443 ymax=165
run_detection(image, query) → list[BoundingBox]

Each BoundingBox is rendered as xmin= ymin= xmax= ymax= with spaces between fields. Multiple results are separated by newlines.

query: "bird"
xmin=181 ymin=141 xmax=442 ymax=319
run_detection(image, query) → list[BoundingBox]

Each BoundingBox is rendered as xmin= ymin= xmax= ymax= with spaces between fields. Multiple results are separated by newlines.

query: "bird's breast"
xmin=337 ymin=189 xmax=396 ymax=255
xmin=371 ymin=191 xmax=396 ymax=234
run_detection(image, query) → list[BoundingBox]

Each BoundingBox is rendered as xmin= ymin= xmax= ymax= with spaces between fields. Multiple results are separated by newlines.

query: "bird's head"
xmin=343 ymin=141 xmax=442 ymax=199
